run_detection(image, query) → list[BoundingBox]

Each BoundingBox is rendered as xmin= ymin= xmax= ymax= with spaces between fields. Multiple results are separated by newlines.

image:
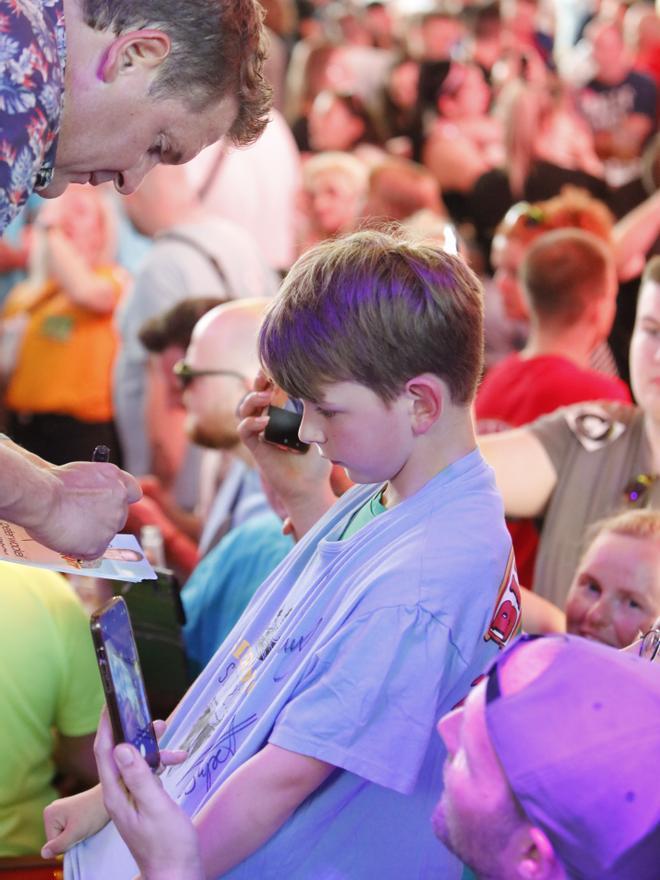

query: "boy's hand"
xmin=41 ymin=713 xmax=188 ymax=860
xmin=238 ymin=372 xmax=335 ymax=539
xmin=93 ymin=711 xmax=203 ymax=880
xmin=42 ymin=784 xmax=109 ymax=858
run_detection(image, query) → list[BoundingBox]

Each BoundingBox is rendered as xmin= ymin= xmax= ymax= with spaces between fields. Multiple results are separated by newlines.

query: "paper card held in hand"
xmin=0 ymin=521 xmax=157 ymax=581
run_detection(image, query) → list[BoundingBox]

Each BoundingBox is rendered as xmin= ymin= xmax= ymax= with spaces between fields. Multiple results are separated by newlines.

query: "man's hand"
xmin=28 ymin=461 xmax=142 ymax=559
xmin=94 ymin=710 xmax=202 ymax=880
xmin=237 ymin=372 xmax=335 ymax=539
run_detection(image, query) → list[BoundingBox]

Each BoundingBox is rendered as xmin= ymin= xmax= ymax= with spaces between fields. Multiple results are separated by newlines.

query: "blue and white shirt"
xmin=0 ymin=0 xmax=66 ymax=233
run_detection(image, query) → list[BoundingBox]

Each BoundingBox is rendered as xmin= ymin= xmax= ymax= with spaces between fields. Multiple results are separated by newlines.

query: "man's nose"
xmin=114 ymin=156 xmax=159 ymax=195
xmin=437 ymin=706 xmax=463 ymax=755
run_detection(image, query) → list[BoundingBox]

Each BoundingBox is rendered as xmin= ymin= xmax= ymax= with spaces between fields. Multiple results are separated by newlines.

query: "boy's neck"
xmin=382 ymin=407 xmax=476 ymax=509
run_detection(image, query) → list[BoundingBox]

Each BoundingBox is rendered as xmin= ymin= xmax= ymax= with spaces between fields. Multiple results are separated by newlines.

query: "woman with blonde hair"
xmin=297 ymin=152 xmax=368 ymax=254
xmin=2 ymin=185 xmax=127 ymax=464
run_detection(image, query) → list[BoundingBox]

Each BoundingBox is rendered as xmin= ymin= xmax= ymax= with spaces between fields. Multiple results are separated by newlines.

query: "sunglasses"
xmin=639 ymin=628 xmax=660 ymax=663
xmin=173 ymin=360 xmax=247 ymax=390
xmin=501 ymin=201 xmax=546 ymax=231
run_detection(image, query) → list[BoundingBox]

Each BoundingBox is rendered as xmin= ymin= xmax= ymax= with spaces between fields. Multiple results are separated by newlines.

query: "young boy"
xmin=48 ymin=230 xmax=519 ymax=880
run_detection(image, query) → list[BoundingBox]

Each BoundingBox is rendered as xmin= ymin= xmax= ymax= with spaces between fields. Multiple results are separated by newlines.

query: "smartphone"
xmin=263 ymin=390 xmax=309 ymax=454
xmin=90 ymin=596 xmax=160 ymax=769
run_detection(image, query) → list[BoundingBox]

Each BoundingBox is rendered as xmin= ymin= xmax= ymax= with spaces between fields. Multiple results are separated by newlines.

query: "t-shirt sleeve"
xmin=526 ymin=407 xmax=576 ymax=474
xmin=269 ymin=603 xmax=465 ymax=794
xmin=52 ymin=589 xmax=104 ymax=738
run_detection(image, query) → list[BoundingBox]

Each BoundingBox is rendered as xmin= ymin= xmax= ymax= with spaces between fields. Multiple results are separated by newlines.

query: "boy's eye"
xmin=316 ymin=406 xmax=337 ymax=419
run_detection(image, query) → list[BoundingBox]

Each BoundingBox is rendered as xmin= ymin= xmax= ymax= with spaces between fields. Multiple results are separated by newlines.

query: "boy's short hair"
xmin=259 ymin=229 xmax=484 ymax=405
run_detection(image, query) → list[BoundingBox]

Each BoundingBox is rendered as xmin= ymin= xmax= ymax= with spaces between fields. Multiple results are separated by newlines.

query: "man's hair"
xmin=495 ymin=186 xmax=614 ymax=249
xmin=259 ymin=229 xmax=484 ymax=406
xmin=367 ymin=158 xmax=443 ymax=222
xmin=462 ymin=1 xmax=501 ymax=37
xmin=520 ymin=228 xmax=613 ymax=327
xmin=80 ymin=0 xmax=271 ymax=144
xmin=138 ymin=296 xmax=226 ymax=353
xmin=641 ymin=254 xmax=660 ymax=286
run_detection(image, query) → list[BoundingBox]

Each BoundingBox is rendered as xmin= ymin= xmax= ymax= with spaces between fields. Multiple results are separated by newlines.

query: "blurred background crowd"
xmin=1 ymin=0 xmax=659 ymax=863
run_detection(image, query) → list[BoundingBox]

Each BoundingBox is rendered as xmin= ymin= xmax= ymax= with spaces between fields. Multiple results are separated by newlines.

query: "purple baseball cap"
xmin=485 ymin=634 xmax=660 ymax=880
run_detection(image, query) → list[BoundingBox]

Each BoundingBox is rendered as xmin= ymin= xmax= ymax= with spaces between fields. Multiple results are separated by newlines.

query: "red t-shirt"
xmin=476 ymin=353 xmax=632 ymax=588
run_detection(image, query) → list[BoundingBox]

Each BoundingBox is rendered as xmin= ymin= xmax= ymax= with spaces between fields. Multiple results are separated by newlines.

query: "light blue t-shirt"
xmin=182 ymin=511 xmax=294 ymax=675
xmin=67 ymin=449 xmax=515 ymax=880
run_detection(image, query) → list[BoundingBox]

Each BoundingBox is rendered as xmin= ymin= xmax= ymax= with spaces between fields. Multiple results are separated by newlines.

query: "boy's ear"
xmin=405 ymin=374 xmax=444 ymax=435
xmin=100 ymin=29 xmax=171 ymax=83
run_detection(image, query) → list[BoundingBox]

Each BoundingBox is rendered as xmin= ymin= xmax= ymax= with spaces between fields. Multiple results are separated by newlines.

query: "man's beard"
xmin=431 ymin=791 xmax=517 ymax=880
xmin=187 ymin=420 xmax=238 ymax=451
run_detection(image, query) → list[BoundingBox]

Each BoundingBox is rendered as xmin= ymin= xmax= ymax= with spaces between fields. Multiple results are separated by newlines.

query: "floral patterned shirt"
xmin=0 ymin=0 xmax=66 ymax=233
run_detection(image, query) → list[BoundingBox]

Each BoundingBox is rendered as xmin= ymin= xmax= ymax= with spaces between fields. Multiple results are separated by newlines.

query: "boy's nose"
xmin=298 ymin=410 xmax=325 ymax=446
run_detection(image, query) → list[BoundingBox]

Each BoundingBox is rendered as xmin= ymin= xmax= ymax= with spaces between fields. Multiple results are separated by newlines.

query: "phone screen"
xmin=90 ymin=597 xmax=160 ymax=768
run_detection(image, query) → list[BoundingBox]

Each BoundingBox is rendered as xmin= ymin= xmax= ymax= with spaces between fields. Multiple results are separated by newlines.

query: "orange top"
xmin=4 ymin=267 xmax=125 ymax=423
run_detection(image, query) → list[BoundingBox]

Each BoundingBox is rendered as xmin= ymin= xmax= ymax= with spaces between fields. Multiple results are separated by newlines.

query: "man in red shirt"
xmin=477 ymin=228 xmax=631 ymax=586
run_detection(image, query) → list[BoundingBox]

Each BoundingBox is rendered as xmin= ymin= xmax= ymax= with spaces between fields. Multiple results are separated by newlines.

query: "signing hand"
xmin=30 ymin=461 xmax=142 ymax=559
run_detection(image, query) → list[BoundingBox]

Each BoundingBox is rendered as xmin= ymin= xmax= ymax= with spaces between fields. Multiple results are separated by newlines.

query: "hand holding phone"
xmin=90 ymin=597 xmax=160 ymax=769
xmin=263 ymin=387 xmax=309 ymax=454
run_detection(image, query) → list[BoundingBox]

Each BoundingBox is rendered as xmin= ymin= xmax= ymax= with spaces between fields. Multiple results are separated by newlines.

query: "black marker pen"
xmin=92 ymin=445 xmax=111 ymax=463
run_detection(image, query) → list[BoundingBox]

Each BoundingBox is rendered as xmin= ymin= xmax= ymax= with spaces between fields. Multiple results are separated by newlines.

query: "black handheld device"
xmin=263 ymin=395 xmax=309 ymax=454
xmin=90 ymin=596 xmax=160 ymax=769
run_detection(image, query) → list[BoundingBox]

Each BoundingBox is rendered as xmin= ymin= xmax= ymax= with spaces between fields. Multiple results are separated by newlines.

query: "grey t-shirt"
xmin=529 ymin=402 xmax=658 ymax=607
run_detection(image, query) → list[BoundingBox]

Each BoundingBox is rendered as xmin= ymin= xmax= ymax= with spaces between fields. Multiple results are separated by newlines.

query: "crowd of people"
xmin=1 ymin=0 xmax=659 ymax=878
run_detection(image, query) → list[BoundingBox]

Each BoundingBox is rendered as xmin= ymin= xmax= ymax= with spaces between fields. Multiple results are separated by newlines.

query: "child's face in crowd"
xmin=388 ymin=60 xmax=420 ymax=110
xmin=308 ymin=94 xmax=363 ymax=152
xmin=450 ymin=66 xmax=491 ymax=119
xmin=306 ymin=170 xmax=362 ymax=236
xmin=40 ymin=186 xmax=109 ymax=265
xmin=299 ymin=381 xmax=413 ymax=485
xmin=491 ymin=234 xmax=528 ymax=321
xmin=565 ymin=531 xmax=660 ymax=649
xmin=629 ymin=279 xmax=660 ymax=423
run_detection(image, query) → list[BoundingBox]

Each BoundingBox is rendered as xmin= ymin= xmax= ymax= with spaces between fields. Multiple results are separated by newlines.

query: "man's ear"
xmin=405 ymin=374 xmax=444 ymax=436
xmin=100 ymin=30 xmax=171 ymax=83
xmin=516 ymin=826 xmax=564 ymax=880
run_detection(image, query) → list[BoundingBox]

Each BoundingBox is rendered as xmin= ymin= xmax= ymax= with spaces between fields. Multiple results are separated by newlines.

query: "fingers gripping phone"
xmin=90 ymin=597 xmax=160 ymax=769
xmin=263 ymin=389 xmax=310 ymax=454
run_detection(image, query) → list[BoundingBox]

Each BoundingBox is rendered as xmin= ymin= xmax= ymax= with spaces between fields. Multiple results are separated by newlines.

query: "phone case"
xmin=264 ymin=404 xmax=310 ymax=453
xmin=90 ymin=596 xmax=160 ymax=769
